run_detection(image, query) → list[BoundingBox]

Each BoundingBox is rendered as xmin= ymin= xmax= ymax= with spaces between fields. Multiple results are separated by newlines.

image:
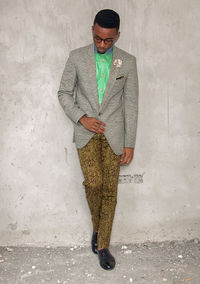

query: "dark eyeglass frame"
xmin=93 ymin=35 xmax=114 ymax=45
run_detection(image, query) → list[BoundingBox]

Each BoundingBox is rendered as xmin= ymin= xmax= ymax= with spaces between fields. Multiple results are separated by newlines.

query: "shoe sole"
xmin=100 ymin=263 xmax=115 ymax=270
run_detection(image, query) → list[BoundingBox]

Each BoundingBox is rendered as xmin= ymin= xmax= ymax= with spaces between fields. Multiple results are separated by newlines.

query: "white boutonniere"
xmin=113 ymin=59 xmax=122 ymax=67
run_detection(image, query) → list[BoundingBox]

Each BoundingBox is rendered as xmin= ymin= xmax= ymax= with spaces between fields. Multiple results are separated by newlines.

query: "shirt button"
xmin=101 ymin=74 xmax=104 ymax=77
xmin=102 ymin=59 xmax=104 ymax=63
xmin=100 ymin=88 xmax=103 ymax=92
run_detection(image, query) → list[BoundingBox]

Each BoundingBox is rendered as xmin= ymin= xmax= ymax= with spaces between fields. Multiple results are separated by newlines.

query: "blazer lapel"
xmin=99 ymin=45 xmax=120 ymax=113
xmin=87 ymin=44 xmax=100 ymax=112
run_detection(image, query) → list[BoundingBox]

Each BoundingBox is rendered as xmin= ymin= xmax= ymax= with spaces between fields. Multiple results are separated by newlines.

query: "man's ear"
xmin=117 ymin=31 xmax=120 ymax=39
xmin=114 ymin=31 xmax=120 ymax=44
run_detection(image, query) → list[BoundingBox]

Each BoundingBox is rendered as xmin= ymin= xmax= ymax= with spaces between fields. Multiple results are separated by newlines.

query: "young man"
xmin=57 ymin=9 xmax=139 ymax=270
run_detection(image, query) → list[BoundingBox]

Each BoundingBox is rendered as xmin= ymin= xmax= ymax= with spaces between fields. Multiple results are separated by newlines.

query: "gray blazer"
xmin=57 ymin=43 xmax=139 ymax=155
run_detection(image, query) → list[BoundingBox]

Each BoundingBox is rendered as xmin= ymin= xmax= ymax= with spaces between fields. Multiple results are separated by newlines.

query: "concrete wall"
xmin=0 ymin=0 xmax=200 ymax=246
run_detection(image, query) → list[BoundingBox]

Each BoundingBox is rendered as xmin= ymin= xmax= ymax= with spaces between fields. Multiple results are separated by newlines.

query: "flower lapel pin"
xmin=113 ymin=59 xmax=122 ymax=68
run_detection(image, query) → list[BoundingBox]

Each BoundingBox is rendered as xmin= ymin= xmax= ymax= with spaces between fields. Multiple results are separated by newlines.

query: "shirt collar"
xmin=94 ymin=44 xmax=113 ymax=55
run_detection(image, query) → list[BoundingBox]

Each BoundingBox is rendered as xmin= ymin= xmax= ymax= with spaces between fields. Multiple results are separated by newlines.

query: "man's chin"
xmin=97 ymin=49 xmax=106 ymax=54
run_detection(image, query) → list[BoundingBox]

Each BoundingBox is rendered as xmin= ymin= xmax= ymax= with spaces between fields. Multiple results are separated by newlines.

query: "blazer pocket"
xmin=114 ymin=75 xmax=126 ymax=91
xmin=116 ymin=75 xmax=125 ymax=80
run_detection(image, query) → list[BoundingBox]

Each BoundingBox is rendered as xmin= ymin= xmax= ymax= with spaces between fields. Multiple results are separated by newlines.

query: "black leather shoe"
xmin=91 ymin=232 xmax=98 ymax=254
xmin=97 ymin=248 xmax=116 ymax=270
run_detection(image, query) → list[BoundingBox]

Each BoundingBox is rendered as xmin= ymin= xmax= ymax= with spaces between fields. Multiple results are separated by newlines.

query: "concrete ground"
xmin=0 ymin=239 xmax=200 ymax=284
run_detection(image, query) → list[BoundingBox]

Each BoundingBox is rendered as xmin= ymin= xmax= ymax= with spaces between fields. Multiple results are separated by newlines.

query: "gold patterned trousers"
xmin=77 ymin=133 xmax=121 ymax=249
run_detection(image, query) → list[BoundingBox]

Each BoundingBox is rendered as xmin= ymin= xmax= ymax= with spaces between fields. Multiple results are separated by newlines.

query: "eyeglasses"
xmin=93 ymin=35 xmax=114 ymax=45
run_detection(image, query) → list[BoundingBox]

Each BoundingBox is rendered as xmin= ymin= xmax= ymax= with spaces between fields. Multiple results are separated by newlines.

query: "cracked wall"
xmin=0 ymin=0 xmax=200 ymax=246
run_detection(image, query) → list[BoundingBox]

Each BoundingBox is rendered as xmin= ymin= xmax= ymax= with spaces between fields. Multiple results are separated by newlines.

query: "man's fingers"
xmin=90 ymin=126 xmax=105 ymax=133
xmin=94 ymin=121 xmax=106 ymax=133
xmin=120 ymin=152 xmax=133 ymax=164
xmin=120 ymin=155 xmax=125 ymax=162
xmin=121 ymin=157 xmax=128 ymax=164
xmin=124 ymin=154 xmax=133 ymax=164
xmin=81 ymin=117 xmax=107 ymax=133
xmin=120 ymin=152 xmax=126 ymax=162
xmin=82 ymin=117 xmax=106 ymax=133
xmin=121 ymin=157 xmax=129 ymax=164
xmin=94 ymin=119 xmax=106 ymax=127
xmin=93 ymin=125 xmax=104 ymax=133
xmin=97 ymin=126 xmax=105 ymax=133
xmin=95 ymin=123 xmax=105 ymax=130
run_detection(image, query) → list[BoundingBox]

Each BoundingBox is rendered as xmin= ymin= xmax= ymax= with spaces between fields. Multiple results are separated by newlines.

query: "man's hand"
xmin=120 ymin=147 xmax=134 ymax=165
xmin=79 ymin=115 xmax=106 ymax=133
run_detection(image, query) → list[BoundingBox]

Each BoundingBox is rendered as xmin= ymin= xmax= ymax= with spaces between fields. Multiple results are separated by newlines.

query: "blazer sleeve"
xmin=57 ymin=51 xmax=86 ymax=124
xmin=123 ymin=56 xmax=139 ymax=148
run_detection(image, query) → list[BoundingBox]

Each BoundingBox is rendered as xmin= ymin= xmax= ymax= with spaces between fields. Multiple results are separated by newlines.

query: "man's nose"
xmin=100 ymin=40 xmax=106 ymax=47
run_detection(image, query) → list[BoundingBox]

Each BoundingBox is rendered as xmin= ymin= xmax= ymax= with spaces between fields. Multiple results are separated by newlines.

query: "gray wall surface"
xmin=0 ymin=0 xmax=200 ymax=246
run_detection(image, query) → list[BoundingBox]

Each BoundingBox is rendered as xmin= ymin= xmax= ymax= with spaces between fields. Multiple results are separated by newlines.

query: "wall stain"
xmin=8 ymin=222 xmax=18 ymax=230
xmin=22 ymin=229 xmax=30 ymax=235
xmin=19 ymin=194 xmax=25 ymax=200
xmin=64 ymin=147 xmax=68 ymax=164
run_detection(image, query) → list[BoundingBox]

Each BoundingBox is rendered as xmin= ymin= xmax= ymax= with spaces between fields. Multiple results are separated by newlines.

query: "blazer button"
xmin=99 ymin=112 xmax=102 ymax=116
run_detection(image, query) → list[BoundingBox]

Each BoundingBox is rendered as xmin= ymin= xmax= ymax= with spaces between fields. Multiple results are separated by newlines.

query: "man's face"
xmin=92 ymin=23 xmax=120 ymax=54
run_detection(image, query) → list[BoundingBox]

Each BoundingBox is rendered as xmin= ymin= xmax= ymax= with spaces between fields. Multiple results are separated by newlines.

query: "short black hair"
xmin=93 ymin=9 xmax=120 ymax=31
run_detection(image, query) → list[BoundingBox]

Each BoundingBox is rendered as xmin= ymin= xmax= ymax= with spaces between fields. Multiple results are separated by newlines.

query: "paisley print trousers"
xmin=77 ymin=133 xmax=121 ymax=249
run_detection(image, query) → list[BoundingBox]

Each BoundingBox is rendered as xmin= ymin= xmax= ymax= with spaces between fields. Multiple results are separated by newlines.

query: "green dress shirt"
xmin=94 ymin=46 xmax=113 ymax=104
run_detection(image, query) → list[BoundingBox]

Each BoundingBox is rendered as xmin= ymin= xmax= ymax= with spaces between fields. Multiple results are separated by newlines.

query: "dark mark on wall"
xmin=118 ymin=173 xmax=145 ymax=184
xmin=64 ymin=147 xmax=68 ymax=164
xmin=19 ymin=194 xmax=24 ymax=200
xmin=8 ymin=222 xmax=18 ymax=230
xmin=22 ymin=229 xmax=30 ymax=235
